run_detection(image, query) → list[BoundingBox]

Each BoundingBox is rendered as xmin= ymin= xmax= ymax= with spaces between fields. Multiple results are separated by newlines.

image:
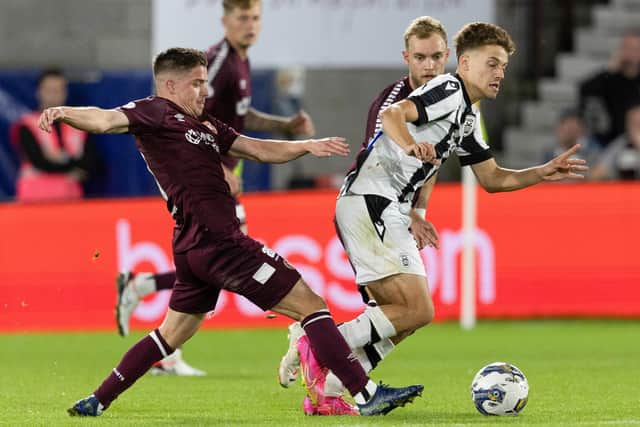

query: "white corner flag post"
xmin=460 ymin=166 xmax=477 ymax=330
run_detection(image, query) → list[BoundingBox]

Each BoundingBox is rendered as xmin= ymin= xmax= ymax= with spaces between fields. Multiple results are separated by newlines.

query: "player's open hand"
xmin=540 ymin=144 xmax=589 ymax=181
xmin=287 ymin=110 xmax=315 ymax=137
xmin=306 ymin=137 xmax=349 ymax=158
xmin=38 ymin=107 xmax=65 ymax=133
xmin=408 ymin=141 xmax=441 ymax=165
xmin=409 ymin=212 xmax=440 ymax=250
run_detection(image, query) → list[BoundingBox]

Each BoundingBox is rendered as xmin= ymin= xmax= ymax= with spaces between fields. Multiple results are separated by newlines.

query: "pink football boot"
xmin=296 ymin=335 xmax=328 ymax=406
xmin=297 ymin=336 xmax=358 ymax=416
xmin=303 ymin=396 xmax=359 ymax=416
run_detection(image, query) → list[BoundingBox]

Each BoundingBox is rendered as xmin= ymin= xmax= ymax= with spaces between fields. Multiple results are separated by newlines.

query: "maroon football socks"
xmin=300 ymin=310 xmax=369 ymax=397
xmin=94 ymin=329 xmax=174 ymax=408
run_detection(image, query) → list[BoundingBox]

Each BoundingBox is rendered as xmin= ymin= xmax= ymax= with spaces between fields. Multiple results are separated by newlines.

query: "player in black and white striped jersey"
xmin=278 ymin=17 xmax=452 ymax=415
xmin=284 ymin=21 xmax=589 ymax=411
xmin=335 ymin=18 xmax=587 ymax=393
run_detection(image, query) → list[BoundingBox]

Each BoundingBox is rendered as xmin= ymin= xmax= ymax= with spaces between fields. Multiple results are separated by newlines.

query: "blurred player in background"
xmin=40 ymin=47 xmax=424 ymax=417
xmin=277 ymin=16 xmax=448 ymax=415
xmin=282 ymin=21 xmax=590 ymax=415
xmin=115 ymin=0 xmax=315 ymax=376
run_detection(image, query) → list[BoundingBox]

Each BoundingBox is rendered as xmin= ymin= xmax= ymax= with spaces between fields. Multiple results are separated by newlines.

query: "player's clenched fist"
xmin=408 ymin=141 xmax=440 ymax=165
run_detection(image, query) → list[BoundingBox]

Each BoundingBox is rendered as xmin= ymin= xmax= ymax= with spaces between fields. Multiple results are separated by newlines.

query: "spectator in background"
xmin=591 ymin=103 xmax=640 ymax=180
xmin=542 ymin=109 xmax=600 ymax=174
xmin=10 ymin=68 xmax=97 ymax=202
xmin=579 ymin=31 xmax=640 ymax=146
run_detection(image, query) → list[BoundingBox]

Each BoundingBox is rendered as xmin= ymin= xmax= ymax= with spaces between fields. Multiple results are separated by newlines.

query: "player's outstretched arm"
xmin=38 ymin=106 xmax=130 ymax=135
xmin=379 ymin=100 xmax=439 ymax=164
xmin=471 ymin=144 xmax=589 ymax=193
xmin=228 ymin=135 xmax=349 ymax=163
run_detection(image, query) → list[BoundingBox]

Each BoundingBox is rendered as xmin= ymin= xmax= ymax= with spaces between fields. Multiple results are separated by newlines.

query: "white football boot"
xmin=278 ymin=322 xmax=305 ymax=387
xmin=150 ymin=348 xmax=206 ymax=376
xmin=115 ymin=272 xmax=140 ymax=337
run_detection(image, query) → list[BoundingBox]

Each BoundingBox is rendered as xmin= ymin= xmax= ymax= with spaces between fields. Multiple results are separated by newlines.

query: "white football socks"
xmin=353 ymin=380 xmax=378 ymax=405
xmin=337 ymin=305 xmax=397 ymax=349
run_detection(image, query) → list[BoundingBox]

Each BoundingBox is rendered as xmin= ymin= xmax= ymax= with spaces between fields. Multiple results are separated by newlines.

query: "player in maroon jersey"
xmin=114 ymin=0 xmax=315 ymax=376
xmin=277 ymin=16 xmax=449 ymax=415
xmin=40 ymin=47 xmax=423 ymax=417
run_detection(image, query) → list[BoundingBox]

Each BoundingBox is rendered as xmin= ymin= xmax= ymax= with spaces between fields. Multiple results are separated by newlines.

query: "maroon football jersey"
xmin=362 ymin=76 xmax=412 ymax=149
xmin=119 ymin=96 xmax=240 ymax=252
xmin=347 ymin=76 xmax=413 ymax=173
xmin=205 ymin=38 xmax=251 ymax=170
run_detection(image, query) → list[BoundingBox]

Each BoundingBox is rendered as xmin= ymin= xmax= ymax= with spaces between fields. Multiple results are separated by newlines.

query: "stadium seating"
xmin=503 ymin=1 xmax=640 ymax=167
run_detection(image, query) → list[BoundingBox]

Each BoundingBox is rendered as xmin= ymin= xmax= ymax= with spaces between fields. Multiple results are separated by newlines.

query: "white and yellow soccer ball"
xmin=470 ymin=362 xmax=529 ymax=416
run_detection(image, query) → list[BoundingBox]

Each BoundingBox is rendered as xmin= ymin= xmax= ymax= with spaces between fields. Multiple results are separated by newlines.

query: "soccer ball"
xmin=470 ymin=362 xmax=529 ymax=416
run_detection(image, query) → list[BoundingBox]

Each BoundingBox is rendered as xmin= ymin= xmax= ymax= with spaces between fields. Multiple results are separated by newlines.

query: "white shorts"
xmin=335 ymin=194 xmax=426 ymax=285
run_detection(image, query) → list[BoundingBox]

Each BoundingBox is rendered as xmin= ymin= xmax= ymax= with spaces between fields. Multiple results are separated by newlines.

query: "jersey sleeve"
xmin=456 ymin=110 xmax=493 ymax=166
xmin=208 ymin=115 xmax=239 ymax=154
xmin=118 ymin=97 xmax=165 ymax=136
xmin=408 ymin=79 xmax=462 ymax=126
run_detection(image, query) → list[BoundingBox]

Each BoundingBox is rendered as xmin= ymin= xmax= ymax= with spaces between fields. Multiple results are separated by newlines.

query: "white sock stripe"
xmin=302 ymin=314 xmax=332 ymax=328
xmin=149 ymin=330 xmax=168 ymax=358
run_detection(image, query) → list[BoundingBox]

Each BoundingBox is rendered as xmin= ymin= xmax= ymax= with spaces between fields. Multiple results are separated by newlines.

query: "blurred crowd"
xmin=550 ymin=30 xmax=640 ymax=180
xmin=3 ymin=30 xmax=640 ymax=203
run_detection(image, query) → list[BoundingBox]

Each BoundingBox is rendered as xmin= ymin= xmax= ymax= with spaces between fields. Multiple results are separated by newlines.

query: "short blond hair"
xmin=454 ymin=22 xmax=516 ymax=58
xmin=404 ymin=16 xmax=448 ymax=49
xmin=223 ymin=0 xmax=261 ymax=14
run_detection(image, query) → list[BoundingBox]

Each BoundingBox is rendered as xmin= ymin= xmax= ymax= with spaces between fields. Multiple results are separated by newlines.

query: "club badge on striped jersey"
xmin=462 ymin=115 xmax=476 ymax=137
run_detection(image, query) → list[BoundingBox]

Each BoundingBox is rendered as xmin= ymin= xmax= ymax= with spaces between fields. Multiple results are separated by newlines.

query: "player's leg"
xmin=283 ymin=273 xmax=433 ymax=406
xmin=68 ymin=308 xmax=204 ymax=416
xmin=333 ymin=194 xmax=433 ymax=355
xmin=270 ymin=277 xmax=423 ymax=416
xmin=366 ymin=273 xmax=434 ymax=343
xmin=205 ymin=230 xmax=422 ymax=416
xmin=321 ymin=273 xmax=433 ymax=391
xmin=282 ymin=195 xmax=431 ymax=412
xmin=115 ymin=270 xmax=205 ymax=376
xmin=69 ymin=250 xmax=216 ymax=417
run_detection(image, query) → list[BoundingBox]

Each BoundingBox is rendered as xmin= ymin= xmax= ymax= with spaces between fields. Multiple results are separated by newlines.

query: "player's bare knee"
xmin=402 ymin=305 xmax=434 ymax=331
xmin=414 ymin=305 xmax=435 ymax=328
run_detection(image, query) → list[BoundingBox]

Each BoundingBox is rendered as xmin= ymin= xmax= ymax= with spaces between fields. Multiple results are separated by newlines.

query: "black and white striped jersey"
xmin=341 ymin=73 xmax=493 ymax=205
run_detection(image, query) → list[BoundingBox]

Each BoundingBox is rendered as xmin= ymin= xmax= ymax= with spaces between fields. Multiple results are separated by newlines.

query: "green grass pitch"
xmin=1 ymin=320 xmax=639 ymax=426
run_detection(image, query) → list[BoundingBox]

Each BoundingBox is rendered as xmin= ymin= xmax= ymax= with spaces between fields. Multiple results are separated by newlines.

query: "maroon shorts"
xmin=169 ymin=229 xmax=300 ymax=314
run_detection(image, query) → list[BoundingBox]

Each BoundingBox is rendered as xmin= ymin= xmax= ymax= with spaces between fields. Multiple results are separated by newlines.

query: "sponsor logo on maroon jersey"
xmin=185 ymin=129 xmax=219 ymax=152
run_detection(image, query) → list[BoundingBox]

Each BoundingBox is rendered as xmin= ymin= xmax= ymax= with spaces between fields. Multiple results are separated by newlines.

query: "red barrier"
xmin=1 ymin=182 xmax=639 ymax=332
